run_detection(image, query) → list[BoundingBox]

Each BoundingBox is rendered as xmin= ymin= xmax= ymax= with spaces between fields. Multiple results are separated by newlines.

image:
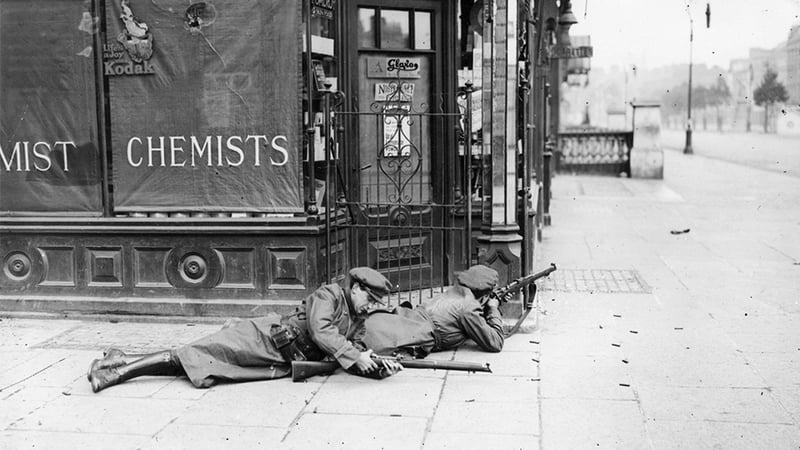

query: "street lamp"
xmin=684 ymin=3 xmax=694 ymax=154
xmin=684 ymin=3 xmax=710 ymax=155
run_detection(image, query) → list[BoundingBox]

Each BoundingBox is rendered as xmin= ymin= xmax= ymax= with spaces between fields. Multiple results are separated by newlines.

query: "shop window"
xmin=0 ymin=0 xmax=103 ymax=215
xmin=380 ymin=9 xmax=410 ymax=49
xmin=106 ymin=0 xmax=303 ymax=216
xmin=414 ymin=11 xmax=432 ymax=50
xmin=359 ymin=7 xmax=433 ymax=51
xmin=358 ymin=8 xmax=376 ymax=48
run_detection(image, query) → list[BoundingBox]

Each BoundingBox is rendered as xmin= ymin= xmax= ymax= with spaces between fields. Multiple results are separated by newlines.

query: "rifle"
xmin=292 ymin=354 xmax=491 ymax=382
xmin=479 ymin=263 xmax=557 ymax=307
xmin=478 ymin=263 xmax=557 ymax=337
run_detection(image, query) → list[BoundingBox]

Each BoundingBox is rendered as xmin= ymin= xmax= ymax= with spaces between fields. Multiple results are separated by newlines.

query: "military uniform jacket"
xmin=421 ymin=285 xmax=504 ymax=352
xmin=361 ymin=307 xmax=438 ymax=356
xmin=177 ymin=283 xmax=363 ymax=388
xmin=292 ymin=283 xmax=364 ymax=369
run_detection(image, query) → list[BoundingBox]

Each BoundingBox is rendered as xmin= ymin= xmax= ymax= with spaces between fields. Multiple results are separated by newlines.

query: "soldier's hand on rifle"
xmin=486 ymin=297 xmax=501 ymax=309
xmin=379 ymin=358 xmax=403 ymax=375
xmin=354 ymin=349 xmax=379 ymax=373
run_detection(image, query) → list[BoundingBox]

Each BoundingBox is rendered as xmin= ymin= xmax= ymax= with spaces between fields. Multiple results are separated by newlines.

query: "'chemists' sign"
xmin=107 ymin=0 xmax=303 ymax=213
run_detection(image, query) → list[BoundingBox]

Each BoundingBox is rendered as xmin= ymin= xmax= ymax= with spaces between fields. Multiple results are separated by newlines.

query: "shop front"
xmin=1 ymin=0 xmax=539 ymax=317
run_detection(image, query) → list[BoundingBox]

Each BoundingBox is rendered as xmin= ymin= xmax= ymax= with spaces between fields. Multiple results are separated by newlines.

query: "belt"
xmin=269 ymin=323 xmax=324 ymax=362
xmin=417 ymin=308 xmax=443 ymax=351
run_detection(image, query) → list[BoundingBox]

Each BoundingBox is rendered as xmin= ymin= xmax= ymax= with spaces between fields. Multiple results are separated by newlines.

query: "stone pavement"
xmin=0 ymin=317 xmax=542 ymax=450
xmin=536 ymin=147 xmax=800 ymax=448
xmin=1 ymin=146 xmax=799 ymax=449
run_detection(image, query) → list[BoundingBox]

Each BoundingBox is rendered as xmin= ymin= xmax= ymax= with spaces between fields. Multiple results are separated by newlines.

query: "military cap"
xmin=349 ymin=267 xmax=393 ymax=304
xmin=456 ymin=265 xmax=499 ymax=294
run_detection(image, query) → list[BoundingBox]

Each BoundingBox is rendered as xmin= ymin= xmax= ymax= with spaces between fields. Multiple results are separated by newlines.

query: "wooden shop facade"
xmin=0 ymin=0 xmax=567 ymax=317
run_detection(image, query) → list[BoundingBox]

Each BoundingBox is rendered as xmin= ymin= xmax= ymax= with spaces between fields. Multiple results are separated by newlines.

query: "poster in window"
xmin=106 ymin=0 xmax=303 ymax=213
xmin=0 ymin=0 xmax=103 ymax=214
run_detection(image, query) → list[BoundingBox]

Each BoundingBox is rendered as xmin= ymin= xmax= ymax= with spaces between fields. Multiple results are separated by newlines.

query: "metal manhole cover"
xmin=538 ymin=269 xmax=651 ymax=294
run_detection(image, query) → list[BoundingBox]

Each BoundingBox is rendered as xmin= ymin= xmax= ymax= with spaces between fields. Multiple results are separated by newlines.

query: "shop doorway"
xmin=336 ymin=0 xmax=465 ymax=294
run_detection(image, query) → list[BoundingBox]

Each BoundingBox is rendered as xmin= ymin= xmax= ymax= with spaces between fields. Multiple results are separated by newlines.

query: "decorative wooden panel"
xmin=134 ymin=247 xmax=171 ymax=288
xmin=39 ymin=247 xmax=75 ymax=287
xmin=266 ymin=248 xmax=306 ymax=290
xmin=86 ymin=248 xmax=123 ymax=287
xmin=216 ymin=248 xmax=256 ymax=289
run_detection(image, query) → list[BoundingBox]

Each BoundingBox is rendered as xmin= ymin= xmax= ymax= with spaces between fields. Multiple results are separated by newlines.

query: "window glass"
xmin=380 ymin=9 xmax=409 ymax=49
xmin=414 ymin=11 xmax=431 ymax=49
xmin=358 ymin=8 xmax=376 ymax=48
xmin=0 ymin=0 xmax=102 ymax=214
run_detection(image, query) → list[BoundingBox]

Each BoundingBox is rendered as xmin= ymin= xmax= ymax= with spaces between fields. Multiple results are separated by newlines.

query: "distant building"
xmin=787 ymin=24 xmax=800 ymax=104
xmin=750 ymin=45 xmax=788 ymax=83
xmin=729 ymin=43 xmax=792 ymax=104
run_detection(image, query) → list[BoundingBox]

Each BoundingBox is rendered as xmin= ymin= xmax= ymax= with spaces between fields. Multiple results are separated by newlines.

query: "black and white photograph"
xmin=1 ymin=0 xmax=799 ymax=448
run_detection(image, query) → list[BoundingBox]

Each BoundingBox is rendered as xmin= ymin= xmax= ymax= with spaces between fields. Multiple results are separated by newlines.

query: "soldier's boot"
xmin=87 ymin=348 xmax=145 ymax=381
xmin=90 ymin=350 xmax=184 ymax=393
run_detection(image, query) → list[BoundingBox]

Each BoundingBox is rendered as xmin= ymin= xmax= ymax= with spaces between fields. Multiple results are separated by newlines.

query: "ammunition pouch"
xmin=269 ymin=324 xmax=325 ymax=362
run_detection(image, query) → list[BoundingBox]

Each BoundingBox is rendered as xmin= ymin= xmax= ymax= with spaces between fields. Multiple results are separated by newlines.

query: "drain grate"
xmin=538 ymin=269 xmax=651 ymax=294
xmin=32 ymin=322 xmax=221 ymax=353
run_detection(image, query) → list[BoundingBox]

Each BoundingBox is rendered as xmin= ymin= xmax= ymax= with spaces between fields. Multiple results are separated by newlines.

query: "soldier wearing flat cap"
xmin=361 ymin=264 xmax=505 ymax=356
xmin=87 ymin=267 xmax=402 ymax=393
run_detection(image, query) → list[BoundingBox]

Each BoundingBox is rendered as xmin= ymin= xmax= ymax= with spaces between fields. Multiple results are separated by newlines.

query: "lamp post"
xmin=684 ymin=3 xmax=694 ymax=154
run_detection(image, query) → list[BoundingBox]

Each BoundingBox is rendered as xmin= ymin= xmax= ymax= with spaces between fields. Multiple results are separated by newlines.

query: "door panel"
xmin=347 ymin=1 xmax=446 ymax=292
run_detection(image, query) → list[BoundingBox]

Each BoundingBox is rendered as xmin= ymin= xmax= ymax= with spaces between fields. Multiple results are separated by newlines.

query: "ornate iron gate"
xmin=319 ymin=82 xmax=478 ymax=304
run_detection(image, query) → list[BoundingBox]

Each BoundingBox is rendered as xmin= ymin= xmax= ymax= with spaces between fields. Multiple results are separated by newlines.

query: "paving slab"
xmin=540 ymin=355 xmax=635 ymax=400
xmin=646 ymin=419 xmax=800 ymax=450
xmin=449 ymin=347 xmax=538 ymax=377
xmin=423 ymin=431 xmax=539 ymax=450
xmin=17 ymin=351 xmax=95 ymax=389
xmin=440 ymin=375 xmax=539 ymax=403
xmin=0 ymin=349 xmax=77 ymax=391
xmin=726 ymin=332 xmax=800 ymax=354
xmin=1 ymin=387 xmax=65 ymax=430
xmin=8 ymin=395 xmax=192 ymax=435
xmin=431 ymin=400 xmax=539 ymax=435
xmin=177 ymin=379 xmax=321 ymax=428
xmin=308 ymin=375 xmax=442 ymax=417
xmin=0 ymin=430 xmax=150 ymax=450
xmin=0 ymin=320 xmax=81 ymax=350
xmin=540 ymin=398 xmax=648 ymax=449
xmin=282 ymin=413 xmax=427 ymax=450
xmin=147 ymin=423 xmax=286 ymax=449
xmin=636 ymin=386 xmax=794 ymax=423
xmin=739 ymin=353 xmax=800 ymax=388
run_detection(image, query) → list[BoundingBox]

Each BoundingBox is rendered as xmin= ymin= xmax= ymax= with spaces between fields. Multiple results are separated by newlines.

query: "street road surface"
xmin=662 ymin=128 xmax=800 ymax=178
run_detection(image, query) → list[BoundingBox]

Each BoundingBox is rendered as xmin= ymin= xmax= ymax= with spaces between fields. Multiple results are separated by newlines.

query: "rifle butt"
xmin=291 ymin=360 xmax=339 ymax=382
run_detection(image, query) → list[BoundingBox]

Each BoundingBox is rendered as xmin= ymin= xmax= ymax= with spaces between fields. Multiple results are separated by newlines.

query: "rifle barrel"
xmin=394 ymin=359 xmax=492 ymax=373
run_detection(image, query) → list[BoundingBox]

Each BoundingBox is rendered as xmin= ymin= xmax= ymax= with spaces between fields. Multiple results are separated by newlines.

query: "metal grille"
xmin=538 ymin=269 xmax=651 ymax=294
xmin=319 ymin=81 xmax=480 ymax=305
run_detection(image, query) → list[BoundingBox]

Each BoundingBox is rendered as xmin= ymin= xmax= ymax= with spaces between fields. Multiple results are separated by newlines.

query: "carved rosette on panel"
xmin=0 ymin=243 xmax=47 ymax=289
xmin=165 ymin=247 xmax=225 ymax=289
